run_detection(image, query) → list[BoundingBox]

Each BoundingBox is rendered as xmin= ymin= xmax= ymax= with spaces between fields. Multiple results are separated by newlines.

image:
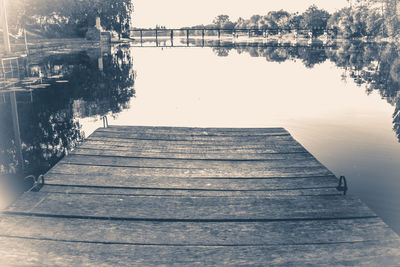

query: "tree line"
xmin=187 ymin=1 xmax=399 ymax=39
xmin=5 ymin=0 xmax=133 ymax=38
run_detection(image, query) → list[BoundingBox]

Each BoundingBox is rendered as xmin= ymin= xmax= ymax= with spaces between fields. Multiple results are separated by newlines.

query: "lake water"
xmin=1 ymin=40 xmax=400 ymax=234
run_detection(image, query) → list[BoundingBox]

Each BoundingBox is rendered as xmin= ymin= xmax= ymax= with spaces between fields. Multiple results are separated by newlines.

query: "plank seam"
xmin=94 ymin=132 xmax=290 ymax=138
xmin=70 ymin=153 xmax=313 ymax=162
xmin=1 ymin=212 xmax=378 ymax=223
xmin=43 ymin=184 xmax=337 ymax=192
xmin=41 ymin=191 xmax=341 ymax=198
xmin=0 ymin=234 xmax=392 ymax=247
xmin=56 ymin=162 xmax=331 ymax=171
xmin=89 ymin=135 xmax=292 ymax=141
xmin=75 ymin=147 xmax=310 ymax=155
xmin=106 ymin=126 xmax=287 ymax=131
xmin=45 ymin=173 xmax=337 ymax=180
xmin=57 ymin=162 xmax=203 ymax=170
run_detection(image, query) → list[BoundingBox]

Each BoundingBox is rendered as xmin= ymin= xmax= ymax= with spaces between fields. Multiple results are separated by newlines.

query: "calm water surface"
xmin=1 ymin=41 xmax=400 ymax=233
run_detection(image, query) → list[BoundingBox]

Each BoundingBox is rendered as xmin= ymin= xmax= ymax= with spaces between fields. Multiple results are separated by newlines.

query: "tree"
xmin=213 ymin=15 xmax=231 ymax=28
xmin=365 ymin=8 xmax=384 ymax=36
xmin=301 ymin=5 xmax=331 ymax=35
xmin=6 ymin=0 xmax=133 ymax=38
xmin=289 ymin=13 xmax=304 ymax=29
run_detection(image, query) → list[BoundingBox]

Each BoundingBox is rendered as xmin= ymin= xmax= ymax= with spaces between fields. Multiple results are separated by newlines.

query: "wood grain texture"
xmin=71 ymin=147 xmax=314 ymax=160
xmin=62 ymin=154 xmax=324 ymax=169
xmin=0 ymin=216 xmax=394 ymax=245
xmin=0 ymin=237 xmax=399 ymax=266
xmin=0 ymin=125 xmax=399 ymax=266
xmin=47 ymin=164 xmax=333 ymax=179
xmin=44 ymin=174 xmax=339 ymax=190
xmin=5 ymin=192 xmax=376 ymax=220
xmin=98 ymin=125 xmax=290 ymax=135
xmin=41 ymin=184 xmax=341 ymax=197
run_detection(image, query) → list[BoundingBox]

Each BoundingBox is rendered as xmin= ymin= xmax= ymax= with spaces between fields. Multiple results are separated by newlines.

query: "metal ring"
xmin=336 ymin=176 xmax=348 ymax=195
xmin=103 ymin=116 xmax=109 ymax=128
xmin=24 ymin=174 xmax=44 ymax=192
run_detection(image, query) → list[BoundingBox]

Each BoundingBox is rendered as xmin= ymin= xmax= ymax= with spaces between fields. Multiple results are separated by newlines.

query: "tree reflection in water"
xmin=0 ymin=45 xmax=136 ymax=184
xmin=212 ymin=41 xmax=400 ymax=142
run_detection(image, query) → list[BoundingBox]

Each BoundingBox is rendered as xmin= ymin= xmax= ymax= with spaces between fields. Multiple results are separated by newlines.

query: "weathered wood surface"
xmin=44 ymin=174 xmax=339 ymax=190
xmin=1 ymin=125 xmax=399 ymax=266
xmin=6 ymin=193 xmax=375 ymax=220
xmin=0 ymin=216 xmax=394 ymax=245
xmin=1 ymin=237 xmax=399 ymax=267
xmin=47 ymin=164 xmax=333 ymax=179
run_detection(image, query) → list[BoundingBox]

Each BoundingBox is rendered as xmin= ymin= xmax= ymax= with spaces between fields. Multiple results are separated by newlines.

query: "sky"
xmin=132 ymin=0 xmax=350 ymax=28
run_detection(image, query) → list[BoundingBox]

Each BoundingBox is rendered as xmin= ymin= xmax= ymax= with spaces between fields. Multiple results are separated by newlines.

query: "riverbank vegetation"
xmin=4 ymin=0 xmax=133 ymax=38
xmin=185 ymin=0 xmax=399 ymax=40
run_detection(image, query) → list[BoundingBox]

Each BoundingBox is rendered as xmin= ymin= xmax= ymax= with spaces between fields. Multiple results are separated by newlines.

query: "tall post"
xmin=98 ymin=44 xmax=103 ymax=72
xmin=218 ymin=29 xmax=221 ymax=39
xmin=95 ymin=17 xmax=103 ymax=41
xmin=186 ymin=29 xmax=189 ymax=46
xmin=1 ymin=0 xmax=11 ymax=53
xmin=98 ymin=57 xmax=103 ymax=71
xmin=95 ymin=17 xmax=102 ymax=29
xmin=24 ymin=29 xmax=29 ymax=55
xmin=140 ymin=30 xmax=143 ymax=44
xmin=202 ymin=29 xmax=205 ymax=40
xmin=10 ymin=91 xmax=24 ymax=170
xmin=1 ymin=59 xmax=5 ymax=79
xmin=155 ymin=29 xmax=158 ymax=47
xmin=248 ymin=29 xmax=251 ymax=38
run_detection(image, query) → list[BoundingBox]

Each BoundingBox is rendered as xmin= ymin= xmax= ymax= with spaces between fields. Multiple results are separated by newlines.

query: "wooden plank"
xmin=61 ymin=154 xmax=324 ymax=169
xmin=0 ymin=216 xmax=393 ymax=245
xmin=90 ymin=131 xmax=292 ymax=140
xmin=88 ymin=132 xmax=294 ymax=143
xmin=81 ymin=137 xmax=302 ymax=149
xmin=99 ymin=126 xmax=288 ymax=132
xmin=79 ymin=138 xmax=306 ymax=153
xmin=102 ymin=125 xmax=289 ymax=134
xmin=0 ymin=237 xmax=399 ymax=266
xmin=44 ymin=174 xmax=339 ymax=190
xmin=46 ymin=163 xmax=333 ymax=178
xmin=71 ymin=147 xmax=315 ymax=160
xmin=93 ymin=129 xmax=291 ymax=138
xmin=41 ymin=185 xmax=340 ymax=197
xmin=5 ymin=192 xmax=375 ymax=220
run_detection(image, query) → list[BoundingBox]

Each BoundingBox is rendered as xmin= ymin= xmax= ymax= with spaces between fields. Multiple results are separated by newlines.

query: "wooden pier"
xmin=1 ymin=125 xmax=400 ymax=266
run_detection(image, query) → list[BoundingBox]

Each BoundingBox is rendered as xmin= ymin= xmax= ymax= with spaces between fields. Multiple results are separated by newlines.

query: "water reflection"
xmin=209 ymin=41 xmax=400 ymax=143
xmin=0 ymin=45 xmax=136 ymax=198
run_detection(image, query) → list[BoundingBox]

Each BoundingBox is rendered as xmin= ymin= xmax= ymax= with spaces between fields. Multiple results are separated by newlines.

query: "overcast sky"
xmin=132 ymin=0 xmax=350 ymax=28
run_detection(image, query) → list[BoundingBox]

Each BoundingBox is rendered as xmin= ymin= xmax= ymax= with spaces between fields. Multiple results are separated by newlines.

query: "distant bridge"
xmin=129 ymin=27 xmax=336 ymax=41
xmin=128 ymin=27 xmax=336 ymax=48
